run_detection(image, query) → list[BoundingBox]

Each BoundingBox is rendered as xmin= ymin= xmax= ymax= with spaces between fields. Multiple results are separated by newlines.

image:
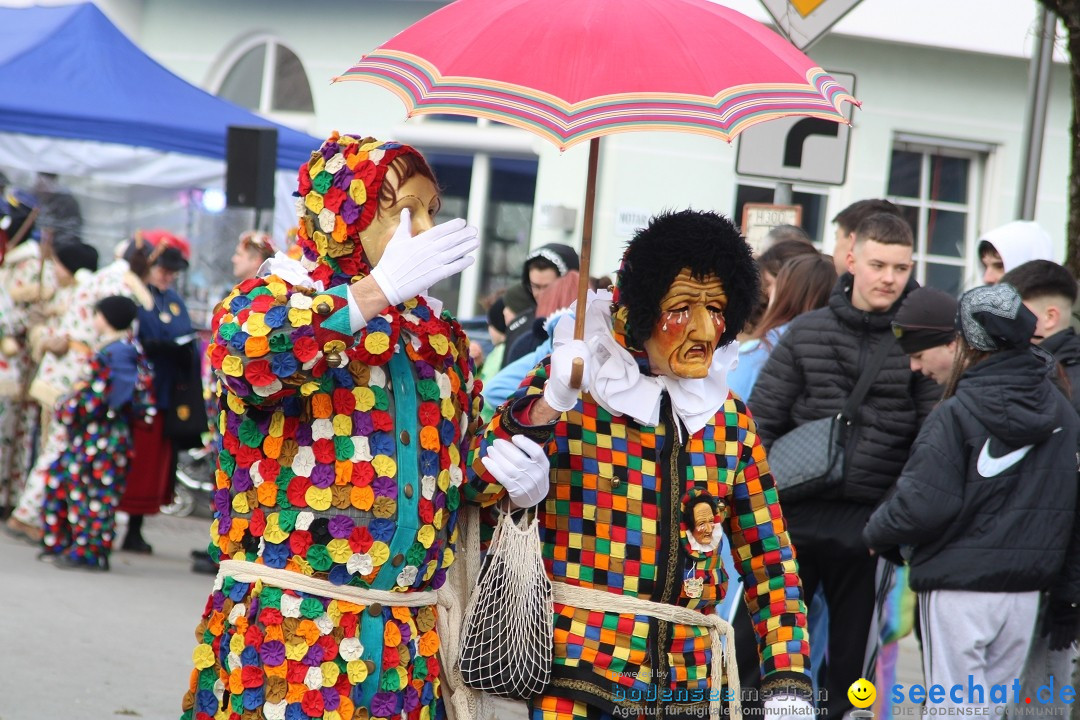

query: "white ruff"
xmin=553 ymin=290 xmax=738 ymax=435
xmin=259 ymin=253 xmax=324 ymax=290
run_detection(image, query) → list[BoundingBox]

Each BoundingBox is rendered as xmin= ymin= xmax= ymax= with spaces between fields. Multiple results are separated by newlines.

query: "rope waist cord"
xmin=551 ymin=580 xmax=742 ymax=719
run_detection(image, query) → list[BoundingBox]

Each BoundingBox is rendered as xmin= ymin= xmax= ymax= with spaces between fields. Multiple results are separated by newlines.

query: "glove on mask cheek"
xmin=362 ymin=176 xmax=439 ymax=267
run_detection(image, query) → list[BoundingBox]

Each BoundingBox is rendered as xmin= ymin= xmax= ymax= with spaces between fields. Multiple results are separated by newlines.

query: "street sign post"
xmin=736 ymin=71 xmax=856 ymax=186
xmin=758 ymin=0 xmax=865 ymax=51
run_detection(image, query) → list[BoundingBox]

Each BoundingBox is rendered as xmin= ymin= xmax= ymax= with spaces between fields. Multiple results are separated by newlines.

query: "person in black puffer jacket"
xmin=864 ymin=283 xmax=1080 ymax=704
xmin=748 ymin=213 xmax=939 ymax=718
xmin=997 ymin=260 xmax=1080 ymax=714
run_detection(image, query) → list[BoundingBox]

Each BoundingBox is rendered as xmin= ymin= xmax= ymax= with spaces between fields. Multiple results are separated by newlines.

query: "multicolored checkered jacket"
xmin=466 ymin=357 xmax=811 ymax=716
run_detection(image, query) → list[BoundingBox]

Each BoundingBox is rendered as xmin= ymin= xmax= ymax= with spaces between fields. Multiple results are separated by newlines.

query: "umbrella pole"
xmin=570 ymin=137 xmax=600 ymax=389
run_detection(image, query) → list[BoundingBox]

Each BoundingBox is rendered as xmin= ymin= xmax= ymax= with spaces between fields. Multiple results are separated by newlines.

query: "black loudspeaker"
xmin=226 ymin=126 xmax=278 ymax=210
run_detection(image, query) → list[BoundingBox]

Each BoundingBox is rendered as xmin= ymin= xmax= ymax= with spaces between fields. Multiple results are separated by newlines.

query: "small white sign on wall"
xmin=742 ymin=203 xmax=803 ymax=254
xmin=614 ymin=207 xmax=651 ymax=238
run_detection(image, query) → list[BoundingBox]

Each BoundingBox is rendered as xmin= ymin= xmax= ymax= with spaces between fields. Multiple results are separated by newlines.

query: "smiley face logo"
xmin=848 ymin=678 xmax=876 ymax=709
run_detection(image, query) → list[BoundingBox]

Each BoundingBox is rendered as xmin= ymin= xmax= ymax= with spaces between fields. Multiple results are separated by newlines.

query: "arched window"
xmin=212 ymin=36 xmax=314 ymax=116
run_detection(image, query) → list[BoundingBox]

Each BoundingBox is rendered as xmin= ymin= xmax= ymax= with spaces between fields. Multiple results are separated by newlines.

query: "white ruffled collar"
xmin=687 ymin=522 xmax=725 ymax=554
xmin=553 ymin=289 xmax=738 ymax=436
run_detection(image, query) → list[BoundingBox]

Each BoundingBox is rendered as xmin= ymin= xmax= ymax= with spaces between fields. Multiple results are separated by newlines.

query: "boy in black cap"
xmin=891 ymin=287 xmax=958 ymax=386
xmin=40 ymin=295 xmax=154 ymax=571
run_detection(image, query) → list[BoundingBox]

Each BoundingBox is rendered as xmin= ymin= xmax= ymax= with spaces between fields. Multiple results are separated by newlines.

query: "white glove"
xmin=369 ymin=208 xmax=480 ymax=306
xmin=481 ymin=435 xmax=550 ymax=508
xmin=544 ymin=339 xmax=591 ymax=412
xmin=763 ymin=696 xmax=814 ymax=720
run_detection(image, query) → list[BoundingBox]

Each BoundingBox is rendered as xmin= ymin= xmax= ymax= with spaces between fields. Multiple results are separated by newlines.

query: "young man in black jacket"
xmin=864 ymin=283 xmax=1080 ymax=709
xmin=748 ymin=213 xmax=939 ymax=717
xmin=829 ymin=198 xmax=902 ymax=277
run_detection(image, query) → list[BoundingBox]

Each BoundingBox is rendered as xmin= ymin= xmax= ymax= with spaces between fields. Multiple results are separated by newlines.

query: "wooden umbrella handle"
xmin=569 ymin=138 xmax=600 ymax=390
xmin=570 ymin=358 xmax=584 ymax=389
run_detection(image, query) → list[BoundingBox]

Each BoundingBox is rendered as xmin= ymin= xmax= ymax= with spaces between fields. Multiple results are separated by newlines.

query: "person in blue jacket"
xmin=120 ymin=235 xmax=197 ymax=553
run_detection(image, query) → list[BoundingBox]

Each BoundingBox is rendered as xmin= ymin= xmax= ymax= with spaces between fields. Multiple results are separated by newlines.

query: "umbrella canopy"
xmin=336 ymin=0 xmax=856 ymax=382
xmin=336 ymin=0 xmax=855 ymax=150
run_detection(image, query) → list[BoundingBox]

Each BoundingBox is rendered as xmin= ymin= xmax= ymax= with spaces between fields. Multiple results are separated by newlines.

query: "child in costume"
xmin=8 ymin=237 xmax=154 ymax=542
xmin=40 ymin=295 xmax=153 ymax=571
xmin=468 ymin=210 xmax=813 ymax=720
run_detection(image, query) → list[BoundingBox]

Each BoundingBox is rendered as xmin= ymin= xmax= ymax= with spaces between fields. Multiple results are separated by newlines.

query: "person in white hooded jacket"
xmin=978 ymin=220 xmax=1054 ymax=285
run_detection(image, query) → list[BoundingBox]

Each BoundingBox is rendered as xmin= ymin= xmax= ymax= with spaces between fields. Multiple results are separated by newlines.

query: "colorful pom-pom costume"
xmin=181 ymin=134 xmax=482 ymax=720
xmin=40 ymin=337 xmax=154 ymax=568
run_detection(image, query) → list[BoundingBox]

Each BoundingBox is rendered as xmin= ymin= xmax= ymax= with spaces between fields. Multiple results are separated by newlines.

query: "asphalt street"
xmin=0 ymin=513 xmax=216 ymax=720
xmin=0 ymin=512 xmax=922 ymax=720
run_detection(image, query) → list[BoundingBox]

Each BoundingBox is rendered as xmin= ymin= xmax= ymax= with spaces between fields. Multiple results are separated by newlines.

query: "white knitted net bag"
xmin=458 ymin=508 xmax=553 ymax=699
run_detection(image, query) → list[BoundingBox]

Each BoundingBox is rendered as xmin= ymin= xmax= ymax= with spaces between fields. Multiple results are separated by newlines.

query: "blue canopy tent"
xmin=0 ymin=2 xmax=320 ymax=173
xmin=0 ymin=3 xmax=328 ymax=322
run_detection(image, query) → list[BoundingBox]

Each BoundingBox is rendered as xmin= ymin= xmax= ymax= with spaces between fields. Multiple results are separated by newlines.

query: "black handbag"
xmin=163 ymin=341 xmax=208 ymax=450
xmin=767 ymin=335 xmax=895 ymax=502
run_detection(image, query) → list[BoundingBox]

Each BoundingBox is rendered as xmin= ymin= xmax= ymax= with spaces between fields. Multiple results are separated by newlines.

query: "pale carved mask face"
xmin=643 ymin=269 xmax=727 ymax=379
xmin=692 ymin=501 xmax=715 ymax=546
xmin=359 ymin=167 xmax=441 ymax=267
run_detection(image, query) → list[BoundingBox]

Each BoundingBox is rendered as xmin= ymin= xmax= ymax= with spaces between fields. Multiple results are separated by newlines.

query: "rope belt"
xmin=551 ymin=581 xmax=742 ymax=720
xmin=216 ymin=559 xmax=480 ymax=720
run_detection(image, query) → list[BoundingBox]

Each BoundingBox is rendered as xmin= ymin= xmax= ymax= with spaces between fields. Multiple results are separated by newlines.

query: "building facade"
xmin=46 ymin=0 xmax=1076 ymax=315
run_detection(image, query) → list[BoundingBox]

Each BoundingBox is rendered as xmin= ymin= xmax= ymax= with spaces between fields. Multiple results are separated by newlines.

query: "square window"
xmin=887 ymin=150 xmax=922 ymax=198
xmin=927 ymin=209 xmax=966 ymax=258
xmin=887 ymin=141 xmax=984 ymax=291
xmin=925 ymin=263 xmax=964 ymax=296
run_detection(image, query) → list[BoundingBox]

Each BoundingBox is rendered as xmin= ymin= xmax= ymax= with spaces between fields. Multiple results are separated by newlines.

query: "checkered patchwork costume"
xmin=467 ymin=358 xmax=811 ymax=718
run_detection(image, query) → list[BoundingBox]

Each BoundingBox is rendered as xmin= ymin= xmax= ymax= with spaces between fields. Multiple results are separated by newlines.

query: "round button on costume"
xmin=181 ymin=134 xmax=482 ymax=720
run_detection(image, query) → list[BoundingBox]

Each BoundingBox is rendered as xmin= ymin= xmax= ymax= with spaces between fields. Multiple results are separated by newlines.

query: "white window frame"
xmin=393 ymin=117 xmax=539 ymax=317
xmin=886 ymin=136 xmax=990 ymax=292
xmin=206 ymin=34 xmax=315 ymax=129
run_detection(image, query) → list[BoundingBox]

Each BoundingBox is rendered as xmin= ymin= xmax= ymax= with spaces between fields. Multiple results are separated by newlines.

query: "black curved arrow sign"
xmin=783 ymin=118 xmax=840 ymax=168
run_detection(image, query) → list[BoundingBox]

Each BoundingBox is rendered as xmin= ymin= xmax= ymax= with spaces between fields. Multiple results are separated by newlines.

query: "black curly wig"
xmin=615 ymin=209 xmax=759 ymax=349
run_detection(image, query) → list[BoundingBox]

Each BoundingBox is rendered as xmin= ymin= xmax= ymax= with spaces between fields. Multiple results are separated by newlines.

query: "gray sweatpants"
xmin=920 ymin=589 xmax=1040 ymax=708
